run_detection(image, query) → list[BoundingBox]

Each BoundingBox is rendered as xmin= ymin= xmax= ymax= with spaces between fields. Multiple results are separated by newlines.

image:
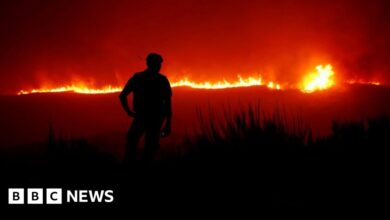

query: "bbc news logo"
xmin=8 ymin=188 xmax=114 ymax=205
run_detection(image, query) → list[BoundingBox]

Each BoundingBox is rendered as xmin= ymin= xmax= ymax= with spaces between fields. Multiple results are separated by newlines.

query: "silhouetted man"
xmin=119 ymin=53 xmax=172 ymax=162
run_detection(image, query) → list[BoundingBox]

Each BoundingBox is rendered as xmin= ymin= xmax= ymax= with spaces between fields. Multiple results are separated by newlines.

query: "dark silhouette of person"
xmin=119 ymin=53 xmax=172 ymax=162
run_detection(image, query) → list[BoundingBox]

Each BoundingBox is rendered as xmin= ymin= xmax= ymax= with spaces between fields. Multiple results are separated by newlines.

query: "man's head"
xmin=146 ymin=53 xmax=163 ymax=73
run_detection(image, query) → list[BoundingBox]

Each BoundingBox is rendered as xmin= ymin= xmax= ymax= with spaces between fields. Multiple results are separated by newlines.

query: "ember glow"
xmin=18 ymin=85 xmax=123 ymax=95
xmin=171 ymin=76 xmax=281 ymax=90
xmin=16 ymin=77 xmax=281 ymax=95
xmin=17 ymin=76 xmax=282 ymax=95
xmin=346 ymin=79 xmax=381 ymax=86
xmin=16 ymin=64 xmax=383 ymax=95
xmin=301 ymin=64 xmax=335 ymax=93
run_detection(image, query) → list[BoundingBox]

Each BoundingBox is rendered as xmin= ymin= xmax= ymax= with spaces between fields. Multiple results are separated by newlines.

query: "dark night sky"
xmin=0 ymin=0 xmax=389 ymax=93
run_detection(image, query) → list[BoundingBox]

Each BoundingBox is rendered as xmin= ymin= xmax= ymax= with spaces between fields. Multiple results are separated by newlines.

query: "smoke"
xmin=0 ymin=0 xmax=389 ymax=93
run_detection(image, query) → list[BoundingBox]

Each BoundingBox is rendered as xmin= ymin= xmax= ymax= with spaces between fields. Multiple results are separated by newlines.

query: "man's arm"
xmin=165 ymin=96 xmax=172 ymax=124
xmin=119 ymin=77 xmax=136 ymax=117
xmin=161 ymin=78 xmax=172 ymax=137
xmin=161 ymin=97 xmax=172 ymax=137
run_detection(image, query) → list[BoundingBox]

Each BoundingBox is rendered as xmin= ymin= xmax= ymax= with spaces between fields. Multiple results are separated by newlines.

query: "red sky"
xmin=0 ymin=0 xmax=389 ymax=94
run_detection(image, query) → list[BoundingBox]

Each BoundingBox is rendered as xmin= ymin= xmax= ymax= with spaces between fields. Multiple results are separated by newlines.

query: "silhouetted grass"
xmin=1 ymin=106 xmax=389 ymax=210
xmin=185 ymin=104 xmax=389 ymax=159
xmin=178 ymin=106 xmax=389 ymax=208
xmin=184 ymin=104 xmax=311 ymax=161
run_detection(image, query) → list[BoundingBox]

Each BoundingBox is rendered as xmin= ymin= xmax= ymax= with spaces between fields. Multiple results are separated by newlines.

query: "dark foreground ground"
xmin=1 ymin=111 xmax=389 ymax=213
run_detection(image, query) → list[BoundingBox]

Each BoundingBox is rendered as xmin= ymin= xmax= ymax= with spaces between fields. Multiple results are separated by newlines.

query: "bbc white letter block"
xmin=8 ymin=188 xmax=24 ymax=204
xmin=46 ymin=188 xmax=62 ymax=204
xmin=27 ymin=188 xmax=43 ymax=204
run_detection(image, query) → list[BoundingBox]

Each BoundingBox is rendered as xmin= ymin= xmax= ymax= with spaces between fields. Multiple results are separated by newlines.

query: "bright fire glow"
xmin=17 ymin=76 xmax=281 ymax=95
xmin=267 ymin=82 xmax=281 ymax=90
xmin=18 ymin=85 xmax=122 ymax=95
xmin=171 ymin=76 xmax=281 ymax=90
xmin=301 ymin=64 xmax=335 ymax=93
xmin=16 ymin=64 xmax=382 ymax=95
xmin=346 ymin=79 xmax=381 ymax=86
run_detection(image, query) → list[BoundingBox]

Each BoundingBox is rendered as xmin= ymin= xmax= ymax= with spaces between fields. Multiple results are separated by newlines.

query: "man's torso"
xmin=130 ymin=71 xmax=171 ymax=117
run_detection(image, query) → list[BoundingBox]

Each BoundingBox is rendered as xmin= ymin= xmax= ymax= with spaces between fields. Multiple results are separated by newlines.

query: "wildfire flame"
xmin=18 ymin=85 xmax=122 ymax=95
xmin=346 ymin=79 xmax=381 ymax=86
xmin=171 ymin=76 xmax=281 ymax=90
xmin=16 ymin=64 xmax=382 ymax=95
xmin=17 ymin=76 xmax=281 ymax=95
xmin=301 ymin=64 xmax=335 ymax=93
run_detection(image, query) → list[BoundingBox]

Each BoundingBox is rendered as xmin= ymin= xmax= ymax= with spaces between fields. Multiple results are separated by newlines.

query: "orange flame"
xmin=18 ymin=85 xmax=122 ymax=95
xmin=171 ymin=76 xmax=281 ymax=90
xmin=267 ymin=81 xmax=281 ymax=90
xmin=346 ymin=79 xmax=381 ymax=86
xmin=17 ymin=76 xmax=282 ymax=95
xmin=16 ymin=64 xmax=383 ymax=95
xmin=300 ymin=64 xmax=335 ymax=93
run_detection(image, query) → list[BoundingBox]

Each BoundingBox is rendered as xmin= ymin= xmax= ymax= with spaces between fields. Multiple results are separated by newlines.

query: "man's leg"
xmin=125 ymin=118 xmax=145 ymax=163
xmin=144 ymin=117 xmax=164 ymax=161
